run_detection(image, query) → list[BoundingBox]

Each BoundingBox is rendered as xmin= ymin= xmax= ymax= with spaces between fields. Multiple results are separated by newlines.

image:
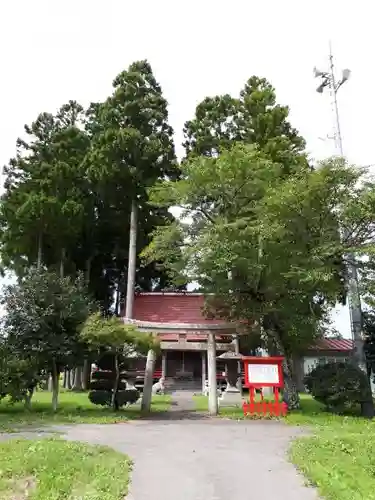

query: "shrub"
xmin=304 ymin=361 xmax=372 ymax=413
xmin=116 ymin=389 xmax=140 ymax=407
xmin=88 ymin=390 xmax=111 ymax=406
xmin=88 ymin=389 xmax=140 ymax=408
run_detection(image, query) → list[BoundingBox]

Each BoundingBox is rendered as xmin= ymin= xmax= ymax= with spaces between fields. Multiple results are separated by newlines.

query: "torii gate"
xmin=124 ymin=315 xmax=238 ymax=415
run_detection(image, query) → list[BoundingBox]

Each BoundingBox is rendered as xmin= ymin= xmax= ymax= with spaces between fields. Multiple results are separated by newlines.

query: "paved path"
xmin=62 ymin=391 xmax=318 ymax=500
xmin=0 ymin=393 xmax=319 ymax=499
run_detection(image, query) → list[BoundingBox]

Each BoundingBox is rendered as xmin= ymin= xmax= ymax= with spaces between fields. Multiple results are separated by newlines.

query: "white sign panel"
xmin=247 ymin=363 xmax=279 ymax=384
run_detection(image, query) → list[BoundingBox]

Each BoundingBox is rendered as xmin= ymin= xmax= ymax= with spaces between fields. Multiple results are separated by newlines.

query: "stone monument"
xmin=217 ymin=351 xmax=243 ymax=407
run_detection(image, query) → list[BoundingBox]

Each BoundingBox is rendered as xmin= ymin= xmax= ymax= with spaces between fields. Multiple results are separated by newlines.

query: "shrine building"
xmin=123 ymin=292 xmax=241 ymax=391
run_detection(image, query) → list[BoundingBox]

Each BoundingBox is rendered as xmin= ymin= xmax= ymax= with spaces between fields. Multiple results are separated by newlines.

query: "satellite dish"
xmin=341 ymin=68 xmax=351 ymax=83
xmin=316 ymin=83 xmax=324 ymax=93
xmin=313 ymin=66 xmax=325 ymax=78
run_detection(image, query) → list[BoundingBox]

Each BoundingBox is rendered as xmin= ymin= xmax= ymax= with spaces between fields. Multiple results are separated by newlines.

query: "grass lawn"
xmin=288 ymin=397 xmax=375 ymax=500
xmin=0 ymin=438 xmax=131 ymax=499
xmin=0 ymin=390 xmax=171 ymax=431
xmin=194 ymin=393 xmax=375 ymax=499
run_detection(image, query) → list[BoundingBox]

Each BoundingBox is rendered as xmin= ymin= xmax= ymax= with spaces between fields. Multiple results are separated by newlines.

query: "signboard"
xmin=160 ymin=341 xmax=232 ymax=351
xmin=247 ymin=363 xmax=280 ymax=385
xmin=241 ymin=356 xmax=287 ymax=417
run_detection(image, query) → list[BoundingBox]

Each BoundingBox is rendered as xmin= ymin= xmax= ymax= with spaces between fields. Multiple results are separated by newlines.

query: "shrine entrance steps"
xmin=165 ymin=377 xmax=201 ymax=393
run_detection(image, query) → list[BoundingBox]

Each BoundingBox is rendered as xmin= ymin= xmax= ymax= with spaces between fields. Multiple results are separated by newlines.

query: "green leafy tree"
xmin=1 ymin=269 xmax=93 ymax=411
xmin=0 ymin=339 xmax=41 ymax=409
xmin=81 ymin=313 xmax=157 ymax=410
xmin=144 ymin=147 xmax=375 ymax=409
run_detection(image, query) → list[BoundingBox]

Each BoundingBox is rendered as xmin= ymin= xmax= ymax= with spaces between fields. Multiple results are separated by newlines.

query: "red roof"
xmin=130 ymin=294 xmax=353 ymax=352
xmin=133 ymin=293 xmax=228 ymax=325
xmin=310 ymin=338 xmax=354 ymax=352
xmin=131 ymin=293 xmax=231 ymax=342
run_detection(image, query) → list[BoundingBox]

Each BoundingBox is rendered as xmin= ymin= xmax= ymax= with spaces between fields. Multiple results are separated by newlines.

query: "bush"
xmin=88 ymin=390 xmax=111 ymax=406
xmin=304 ymin=361 xmax=372 ymax=413
xmin=88 ymin=389 xmax=140 ymax=408
xmin=116 ymin=389 xmax=140 ymax=407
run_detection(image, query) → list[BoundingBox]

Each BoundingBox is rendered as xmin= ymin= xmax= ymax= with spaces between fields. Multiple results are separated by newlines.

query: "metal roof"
xmin=133 ymin=293 xmax=228 ymax=325
xmin=310 ymin=338 xmax=354 ymax=352
xmin=129 ymin=294 xmax=354 ymax=352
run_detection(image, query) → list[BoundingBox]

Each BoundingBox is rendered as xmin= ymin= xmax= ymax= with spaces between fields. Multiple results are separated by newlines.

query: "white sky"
xmin=1 ymin=0 xmax=374 ymax=336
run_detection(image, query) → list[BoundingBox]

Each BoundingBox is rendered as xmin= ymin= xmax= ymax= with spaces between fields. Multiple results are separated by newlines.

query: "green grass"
xmin=195 ymin=392 xmax=375 ymax=498
xmin=0 ymin=438 xmax=131 ymax=499
xmin=288 ymin=396 xmax=375 ymax=500
xmin=0 ymin=390 xmax=171 ymax=431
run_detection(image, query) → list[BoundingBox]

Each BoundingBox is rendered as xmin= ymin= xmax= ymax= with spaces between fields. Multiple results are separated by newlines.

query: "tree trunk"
xmin=37 ymin=232 xmax=43 ymax=270
xmin=85 ymin=257 xmax=92 ymax=285
xmin=24 ymin=388 xmax=34 ymax=411
xmin=115 ymin=281 xmax=121 ymax=316
xmin=51 ymin=359 xmax=60 ymax=412
xmin=264 ymin=320 xmax=300 ymax=410
xmin=83 ymin=359 xmax=90 ymax=390
xmin=67 ymin=370 xmax=73 ymax=390
xmin=72 ymin=366 xmax=83 ymax=391
xmin=60 ymin=248 xmax=65 ymax=279
xmin=141 ymin=349 xmax=156 ymax=413
xmin=48 ymin=376 xmax=53 ymax=392
xmin=111 ymin=353 xmax=120 ymax=411
xmin=63 ymin=370 xmax=68 ymax=389
xmin=125 ymin=199 xmax=137 ymax=319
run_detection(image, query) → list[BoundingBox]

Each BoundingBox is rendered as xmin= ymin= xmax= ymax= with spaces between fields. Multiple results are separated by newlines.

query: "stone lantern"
xmin=216 ymin=351 xmax=243 ymax=407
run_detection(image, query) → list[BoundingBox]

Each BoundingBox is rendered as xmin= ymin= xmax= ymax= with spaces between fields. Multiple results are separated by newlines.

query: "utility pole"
xmin=314 ymin=43 xmax=365 ymax=368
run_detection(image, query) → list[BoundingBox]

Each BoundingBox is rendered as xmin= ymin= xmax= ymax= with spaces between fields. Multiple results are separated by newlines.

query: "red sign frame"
xmin=241 ymin=356 xmax=287 ymax=417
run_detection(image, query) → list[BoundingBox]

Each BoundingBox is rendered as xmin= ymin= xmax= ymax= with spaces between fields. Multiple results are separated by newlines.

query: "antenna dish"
xmin=316 ymin=83 xmax=324 ymax=93
xmin=341 ymin=68 xmax=351 ymax=83
xmin=313 ymin=66 xmax=326 ymax=78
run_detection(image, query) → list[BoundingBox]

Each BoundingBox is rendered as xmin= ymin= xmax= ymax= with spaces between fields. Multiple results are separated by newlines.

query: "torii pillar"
xmin=207 ymin=331 xmax=218 ymax=415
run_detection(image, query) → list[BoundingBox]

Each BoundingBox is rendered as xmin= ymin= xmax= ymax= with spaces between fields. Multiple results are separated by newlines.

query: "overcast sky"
xmin=1 ymin=0 xmax=373 ymax=336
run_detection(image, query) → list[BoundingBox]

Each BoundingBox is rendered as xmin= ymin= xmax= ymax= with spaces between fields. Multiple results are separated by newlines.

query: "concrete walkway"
xmin=0 ymin=392 xmax=319 ymax=499
xmin=62 ymin=391 xmax=318 ymax=500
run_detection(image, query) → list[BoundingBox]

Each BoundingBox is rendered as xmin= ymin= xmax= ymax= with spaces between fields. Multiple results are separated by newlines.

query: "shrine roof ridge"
xmin=134 ymin=291 xmax=211 ymax=296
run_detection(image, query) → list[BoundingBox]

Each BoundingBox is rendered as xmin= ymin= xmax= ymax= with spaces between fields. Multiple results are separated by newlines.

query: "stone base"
xmin=262 ymin=387 xmax=274 ymax=398
xmin=219 ymin=389 xmax=242 ymax=407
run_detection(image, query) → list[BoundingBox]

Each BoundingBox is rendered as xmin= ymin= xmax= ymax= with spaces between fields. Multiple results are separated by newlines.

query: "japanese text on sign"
xmin=247 ymin=363 xmax=279 ymax=384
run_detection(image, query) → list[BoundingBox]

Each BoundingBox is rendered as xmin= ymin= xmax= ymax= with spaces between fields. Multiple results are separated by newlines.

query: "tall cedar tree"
xmin=1 ymin=62 xmax=183 ymax=314
xmin=0 ymin=102 xmax=90 ymax=277
xmin=83 ymin=60 xmax=183 ymax=312
xmin=183 ymin=76 xmax=307 ymax=175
